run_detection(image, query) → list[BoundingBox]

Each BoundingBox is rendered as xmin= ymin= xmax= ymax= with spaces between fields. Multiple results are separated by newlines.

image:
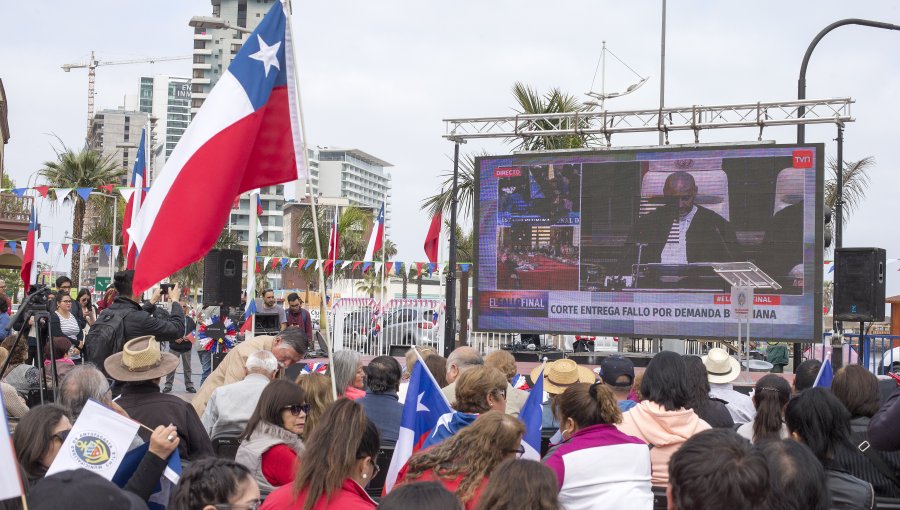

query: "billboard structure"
xmin=474 ymin=143 xmax=824 ymax=342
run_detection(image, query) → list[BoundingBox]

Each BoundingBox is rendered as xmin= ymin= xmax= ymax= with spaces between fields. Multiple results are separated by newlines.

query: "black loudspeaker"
xmin=834 ymin=248 xmax=886 ymax=322
xmin=202 ymin=249 xmax=243 ymax=307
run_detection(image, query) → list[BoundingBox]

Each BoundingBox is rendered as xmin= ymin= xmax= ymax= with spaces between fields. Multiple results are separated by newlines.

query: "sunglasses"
xmin=54 ymin=429 xmax=71 ymax=442
xmin=283 ymin=403 xmax=311 ymax=416
xmin=214 ymin=501 xmax=261 ymax=510
xmin=505 ymin=445 xmax=526 ymax=458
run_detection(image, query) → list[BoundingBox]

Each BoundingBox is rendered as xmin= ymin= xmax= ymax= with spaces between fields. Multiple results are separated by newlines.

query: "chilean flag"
xmin=518 ymin=367 xmax=544 ymax=460
xmin=323 ymin=207 xmax=340 ymax=276
xmin=423 ymin=211 xmax=441 ymax=264
xmin=20 ymin=207 xmax=37 ymax=293
xmin=363 ymin=202 xmax=384 ymax=262
xmin=384 ymin=357 xmax=451 ymax=494
xmin=240 ymin=276 xmax=257 ymax=334
xmin=122 ymin=128 xmax=147 ymax=270
xmin=130 ymin=2 xmax=304 ymax=294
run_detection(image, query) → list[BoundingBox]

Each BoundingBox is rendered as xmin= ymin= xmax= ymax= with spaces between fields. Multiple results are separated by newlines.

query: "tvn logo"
xmin=793 ymin=150 xmax=813 ymax=169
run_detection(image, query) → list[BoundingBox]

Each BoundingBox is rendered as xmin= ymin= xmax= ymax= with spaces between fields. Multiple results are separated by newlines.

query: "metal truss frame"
xmin=443 ymin=97 xmax=853 ymax=146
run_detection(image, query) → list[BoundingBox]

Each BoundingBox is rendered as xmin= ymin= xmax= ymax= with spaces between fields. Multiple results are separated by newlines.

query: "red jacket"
xmin=261 ymin=478 xmax=376 ymax=510
xmin=395 ymin=464 xmax=487 ymax=510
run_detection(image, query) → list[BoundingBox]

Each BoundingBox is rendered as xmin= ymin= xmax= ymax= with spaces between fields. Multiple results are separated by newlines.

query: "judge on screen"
xmin=626 ymin=171 xmax=743 ymax=266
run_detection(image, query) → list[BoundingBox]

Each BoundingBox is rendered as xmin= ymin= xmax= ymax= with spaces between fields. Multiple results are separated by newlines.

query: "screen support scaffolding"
xmin=441 ymin=98 xmax=851 ymax=352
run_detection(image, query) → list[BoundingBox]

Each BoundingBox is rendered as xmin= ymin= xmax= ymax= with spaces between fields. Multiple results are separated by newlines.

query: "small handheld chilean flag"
xmin=518 ymin=367 xmax=544 ymax=460
xmin=363 ymin=202 xmax=384 ymax=262
xmin=383 ymin=357 xmax=451 ymax=493
xmin=20 ymin=207 xmax=37 ymax=293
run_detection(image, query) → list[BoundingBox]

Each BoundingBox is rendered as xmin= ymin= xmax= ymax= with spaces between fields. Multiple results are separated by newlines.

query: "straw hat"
xmin=701 ymin=347 xmax=742 ymax=384
xmin=531 ymin=359 xmax=596 ymax=395
xmin=104 ymin=336 xmax=180 ymax=382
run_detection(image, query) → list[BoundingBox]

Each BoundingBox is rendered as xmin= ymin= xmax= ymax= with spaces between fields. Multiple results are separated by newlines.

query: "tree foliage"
xmin=39 ymin=143 xmax=125 ymax=286
xmin=510 ymin=81 xmax=592 ymax=152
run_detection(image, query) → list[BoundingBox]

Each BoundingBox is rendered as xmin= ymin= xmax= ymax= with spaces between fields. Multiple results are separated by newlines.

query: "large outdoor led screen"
xmin=473 ymin=144 xmax=824 ymax=342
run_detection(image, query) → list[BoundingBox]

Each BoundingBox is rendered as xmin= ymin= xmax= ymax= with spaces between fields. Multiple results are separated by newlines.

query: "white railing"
xmin=330 ymin=298 xmax=445 ymax=357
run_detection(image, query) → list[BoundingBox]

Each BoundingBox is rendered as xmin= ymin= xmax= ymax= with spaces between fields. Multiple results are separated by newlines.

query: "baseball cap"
xmin=599 ymin=355 xmax=635 ymax=388
xmin=28 ymin=469 xmax=148 ymax=510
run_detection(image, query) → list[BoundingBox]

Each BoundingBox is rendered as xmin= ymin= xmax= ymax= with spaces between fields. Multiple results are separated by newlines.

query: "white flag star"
xmin=416 ymin=392 xmax=429 ymax=413
xmin=248 ymin=34 xmax=281 ymax=77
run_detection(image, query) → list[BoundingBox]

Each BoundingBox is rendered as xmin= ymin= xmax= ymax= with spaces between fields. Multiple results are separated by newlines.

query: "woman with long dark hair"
xmin=617 ymin=351 xmax=711 ymax=486
xmin=785 ymin=387 xmax=875 ymax=509
xmin=396 ymin=411 xmax=525 ymax=510
xmin=681 ymin=355 xmax=733 ymax=428
xmin=76 ymin=288 xmax=96 ymax=327
xmin=736 ymin=374 xmax=791 ymax=443
xmin=13 ymin=404 xmax=71 ymax=485
xmin=236 ymin=379 xmax=307 ymax=495
xmin=262 ymin=399 xmax=381 ymax=509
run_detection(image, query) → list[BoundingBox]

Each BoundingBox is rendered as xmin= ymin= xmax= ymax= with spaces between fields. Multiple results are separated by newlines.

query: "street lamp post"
xmin=795 ymin=19 xmax=900 ymax=369
xmin=189 ymin=16 xmax=254 ymax=34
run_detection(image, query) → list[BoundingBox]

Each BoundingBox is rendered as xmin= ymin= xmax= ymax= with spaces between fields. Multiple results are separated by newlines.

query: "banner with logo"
xmin=0 ymin=391 xmax=23 ymax=500
xmin=46 ymin=399 xmax=139 ymax=480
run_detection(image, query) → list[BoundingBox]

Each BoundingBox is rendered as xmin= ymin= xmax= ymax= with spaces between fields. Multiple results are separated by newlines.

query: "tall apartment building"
xmin=190 ymin=0 xmax=274 ymax=116
xmin=87 ymin=108 xmax=152 ymax=186
xmin=139 ymin=75 xmax=191 ymax=177
xmin=230 ymin=184 xmax=286 ymax=289
xmin=306 ymin=148 xmax=393 ymax=237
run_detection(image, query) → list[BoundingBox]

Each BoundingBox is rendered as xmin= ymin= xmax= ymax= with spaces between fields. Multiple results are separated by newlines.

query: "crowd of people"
xmin=5 ymin=271 xmax=900 ymax=509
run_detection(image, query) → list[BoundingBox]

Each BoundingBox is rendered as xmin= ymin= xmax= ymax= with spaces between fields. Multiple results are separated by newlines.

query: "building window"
xmin=193 ymin=55 xmax=205 ymax=64
xmin=193 ymin=69 xmax=205 ymax=79
xmin=193 ymin=40 xmax=206 ymax=49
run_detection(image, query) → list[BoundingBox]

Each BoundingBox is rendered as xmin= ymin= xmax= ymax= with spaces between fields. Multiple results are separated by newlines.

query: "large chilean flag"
xmin=130 ymin=2 xmax=304 ymax=294
xmin=20 ymin=207 xmax=37 ymax=294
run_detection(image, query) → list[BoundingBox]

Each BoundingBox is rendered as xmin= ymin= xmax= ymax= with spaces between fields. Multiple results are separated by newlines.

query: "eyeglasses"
xmin=53 ymin=429 xmax=71 ymax=442
xmin=214 ymin=501 xmax=261 ymax=510
xmin=492 ymin=388 xmax=507 ymax=400
xmin=283 ymin=403 xmax=311 ymax=416
xmin=505 ymin=445 xmax=525 ymax=458
xmin=369 ymin=457 xmax=381 ymax=479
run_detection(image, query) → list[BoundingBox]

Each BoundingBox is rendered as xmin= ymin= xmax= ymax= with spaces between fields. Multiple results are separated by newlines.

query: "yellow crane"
xmin=62 ymin=51 xmax=191 ymax=139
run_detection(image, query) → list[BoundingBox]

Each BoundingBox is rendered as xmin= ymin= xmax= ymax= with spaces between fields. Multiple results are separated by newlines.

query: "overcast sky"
xmin=2 ymin=1 xmax=899 ymax=296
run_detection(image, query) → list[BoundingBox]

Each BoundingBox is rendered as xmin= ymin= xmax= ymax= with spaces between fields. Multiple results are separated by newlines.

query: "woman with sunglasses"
xmin=50 ymin=292 xmax=84 ymax=364
xmin=543 ymin=382 xmax=653 ymax=509
xmin=237 ymin=379 xmax=308 ymax=496
xmin=262 ymin=399 xmax=381 ymax=509
xmin=396 ymin=411 xmax=525 ymax=510
xmin=76 ymin=288 xmax=97 ymax=327
xmin=13 ymin=404 xmax=71 ymax=486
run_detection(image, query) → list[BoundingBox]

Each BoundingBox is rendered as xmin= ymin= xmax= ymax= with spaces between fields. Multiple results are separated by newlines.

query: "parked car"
xmin=368 ymin=307 xmax=440 ymax=348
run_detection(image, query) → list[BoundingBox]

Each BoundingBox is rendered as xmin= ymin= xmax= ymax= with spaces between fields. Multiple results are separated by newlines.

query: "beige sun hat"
xmin=104 ymin=336 xmax=180 ymax=382
xmin=701 ymin=347 xmax=742 ymax=384
xmin=531 ymin=358 xmax=596 ymax=395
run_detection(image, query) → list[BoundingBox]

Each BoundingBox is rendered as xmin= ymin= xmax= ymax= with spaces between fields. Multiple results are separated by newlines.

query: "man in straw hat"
xmin=532 ymin=359 xmax=596 ymax=433
xmin=702 ymin=347 xmax=755 ymax=425
xmin=107 ymin=335 xmax=214 ymax=462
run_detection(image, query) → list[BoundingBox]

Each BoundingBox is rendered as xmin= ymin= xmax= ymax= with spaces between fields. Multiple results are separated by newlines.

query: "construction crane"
xmin=62 ymin=51 xmax=191 ymax=139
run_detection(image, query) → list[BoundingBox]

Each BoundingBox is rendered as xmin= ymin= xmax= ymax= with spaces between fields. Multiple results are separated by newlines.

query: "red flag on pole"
xmin=424 ymin=211 xmax=442 ymax=264
xmin=323 ymin=208 xmax=339 ymax=276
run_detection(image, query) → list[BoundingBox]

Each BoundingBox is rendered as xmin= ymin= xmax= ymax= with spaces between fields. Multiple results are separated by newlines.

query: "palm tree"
xmin=824 ymin=156 xmax=874 ymax=251
xmin=355 ymin=271 xmax=386 ymax=298
xmin=40 ymin=144 xmax=125 ymax=286
xmin=510 ymin=81 xmax=592 ymax=152
xmin=450 ymin=221 xmax=474 ymax=346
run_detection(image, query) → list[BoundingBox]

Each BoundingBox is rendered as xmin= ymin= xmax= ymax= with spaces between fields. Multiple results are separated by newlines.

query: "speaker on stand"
xmin=833 ymin=247 xmax=886 ymax=370
xmin=202 ymin=249 xmax=243 ymax=307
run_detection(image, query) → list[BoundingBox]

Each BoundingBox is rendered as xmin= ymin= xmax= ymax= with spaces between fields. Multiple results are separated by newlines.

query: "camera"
xmin=160 ymin=283 xmax=174 ymax=295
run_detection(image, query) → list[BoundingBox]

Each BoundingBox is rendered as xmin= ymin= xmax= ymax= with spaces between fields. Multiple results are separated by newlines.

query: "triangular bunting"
xmin=304 ymin=259 xmax=315 ymax=269
xmin=315 ymin=259 xmax=322 ymax=270
xmin=11 ymin=188 xmax=26 ymax=198
xmin=342 ymin=260 xmax=353 ymax=269
xmin=416 ymin=262 xmax=424 ymax=277
xmin=61 ymin=244 xmax=69 ymax=256
xmin=263 ymin=257 xmax=272 ymax=268
xmin=119 ymin=188 xmax=136 ymax=203
xmin=6 ymin=241 xmax=16 ymax=254
xmin=75 ymin=187 xmax=93 ymax=201
xmin=362 ymin=262 xmax=373 ymax=273
xmin=296 ymin=258 xmax=306 ymax=268
xmin=385 ymin=262 xmax=393 ymax=275
xmin=373 ymin=262 xmax=383 ymax=274
xmin=92 ymin=244 xmax=100 ymax=255
xmin=72 ymin=243 xmax=80 ymax=253
xmin=352 ymin=261 xmax=363 ymax=271
xmin=104 ymin=244 xmax=111 ymax=257
xmin=55 ymin=188 xmax=73 ymax=205
xmin=34 ymin=185 xmax=50 ymax=198
xmin=99 ymin=184 xmax=115 ymax=194
xmin=41 ymin=242 xmax=50 ymax=253
xmin=460 ymin=263 xmax=471 ymax=273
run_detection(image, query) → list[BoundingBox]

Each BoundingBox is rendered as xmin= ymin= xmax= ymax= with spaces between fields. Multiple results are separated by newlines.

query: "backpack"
xmin=83 ymin=306 xmax=135 ymax=371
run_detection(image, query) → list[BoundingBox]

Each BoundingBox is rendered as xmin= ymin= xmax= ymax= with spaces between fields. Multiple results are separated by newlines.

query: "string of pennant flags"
xmin=254 ymin=256 xmax=472 ymax=277
xmin=1 ymin=185 xmax=150 ymax=202
xmin=1 ymin=239 xmax=125 ymax=259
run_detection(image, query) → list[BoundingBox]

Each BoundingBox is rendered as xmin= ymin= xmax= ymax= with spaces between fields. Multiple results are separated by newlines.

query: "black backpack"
xmin=83 ymin=306 xmax=134 ymax=370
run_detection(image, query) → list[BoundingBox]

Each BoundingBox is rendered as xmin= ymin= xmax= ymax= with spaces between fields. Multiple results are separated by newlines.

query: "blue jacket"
xmin=0 ymin=313 xmax=9 ymax=338
xmin=358 ymin=391 xmax=403 ymax=446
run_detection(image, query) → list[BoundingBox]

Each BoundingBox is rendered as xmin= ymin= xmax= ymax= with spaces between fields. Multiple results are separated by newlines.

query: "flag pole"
xmin=379 ymin=201 xmax=386 ymax=356
xmin=283 ymin=0 xmax=337 ymax=399
xmin=329 ymin=204 xmax=337 ymax=313
xmin=246 ymin=190 xmax=259 ymax=342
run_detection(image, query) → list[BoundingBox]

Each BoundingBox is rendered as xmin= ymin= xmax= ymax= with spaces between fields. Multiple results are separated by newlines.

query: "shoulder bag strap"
xmin=853 ymin=430 xmax=900 ymax=490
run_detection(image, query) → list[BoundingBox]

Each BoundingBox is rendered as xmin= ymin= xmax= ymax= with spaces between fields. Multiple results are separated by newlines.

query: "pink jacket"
xmin=617 ymin=401 xmax=711 ymax=486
